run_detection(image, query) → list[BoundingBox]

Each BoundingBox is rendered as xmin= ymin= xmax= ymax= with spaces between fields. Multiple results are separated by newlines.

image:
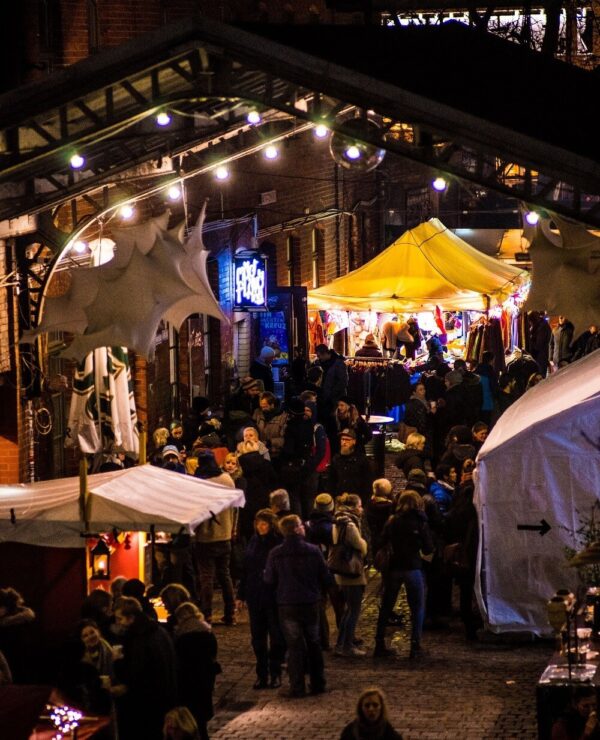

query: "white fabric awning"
xmin=0 ymin=465 xmax=245 ymax=548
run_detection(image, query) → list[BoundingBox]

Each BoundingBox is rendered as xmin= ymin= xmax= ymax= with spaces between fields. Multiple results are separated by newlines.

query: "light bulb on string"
xmin=156 ymin=111 xmax=171 ymax=126
xmin=120 ymin=204 xmax=135 ymax=220
xmin=314 ymin=124 xmax=329 ymax=139
xmin=70 ymin=153 xmax=85 ymax=169
xmin=345 ymin=145 xmax=361 ymax=160
xmin=432 ymin=177 xmax=447 ymax=192
xmin=264 ymin=145 xmax=279 ymax=160
xmin=247 ymin=110 xmax=261 ymax=125
xmin=525 ymin=210 xmax=540 ymax=225
xmin=214 ymin=165 xmax=230 ymax=181
xmin=167 ymin=185 xmax=182 ymax=201
xmin=71 ymin=240 xmax=88 ymax=254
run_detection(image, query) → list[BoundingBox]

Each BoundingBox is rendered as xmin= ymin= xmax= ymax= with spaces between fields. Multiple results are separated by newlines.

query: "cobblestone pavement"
xmin=206 ymin=456 xmax=553 ymax=739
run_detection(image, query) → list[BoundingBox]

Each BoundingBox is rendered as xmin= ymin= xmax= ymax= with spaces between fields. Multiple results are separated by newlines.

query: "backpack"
xmin=327 ymin=519 xmax=362 ymax=578
xmin=312 ymin=423 xmax=331 ymax=473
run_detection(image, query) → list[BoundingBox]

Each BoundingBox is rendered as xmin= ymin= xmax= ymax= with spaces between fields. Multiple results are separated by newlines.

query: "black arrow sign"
xmin=517 ymin=519 xmax=551 ymax=536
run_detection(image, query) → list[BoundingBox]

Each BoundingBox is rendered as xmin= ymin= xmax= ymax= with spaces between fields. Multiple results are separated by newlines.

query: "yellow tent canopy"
xmin=308 ymin=219 xmax=527 ymax=313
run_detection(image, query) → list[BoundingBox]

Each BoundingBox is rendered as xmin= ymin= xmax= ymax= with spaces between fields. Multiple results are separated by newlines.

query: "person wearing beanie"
xmin=250 ymin=346 xmax=276 ymax=393
xmin=162 ymin=445 xmax=186 ymax=474
xmin=355 ymin=334 xmax=383 ymax=358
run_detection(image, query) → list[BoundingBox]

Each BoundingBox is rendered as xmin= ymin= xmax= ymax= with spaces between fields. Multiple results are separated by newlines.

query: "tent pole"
xmin=79 ymin=457 xmax=89 ymax=531
xmin=139 ymin=429 xmax=147 ymax=465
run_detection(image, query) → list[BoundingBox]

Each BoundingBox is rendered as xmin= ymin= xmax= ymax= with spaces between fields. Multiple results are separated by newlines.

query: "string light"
xmin=167 ymin=185 xmax=182 ymax=201
xmin=47 ymin=704 xmax=83 ymax=738
xmin=70 ymin=154 xmax=85 ymax=169
xmin=247 ymin=110 xmax=261 ymax=125
xmin=432 ymin=177 xmax=447 ymax=192
xmin=120 ymin=204 xmax=135 ymax=219
xmin=345 ymin=145 xmax=361 ymax=160
xmin=314 ymin=124 xmax=329 ymax=139
xmin=525 ymin=210 xmax=540 ymax=225
xmin=71 ymin=240 xmax=88 ymax=254
xmin=264 ymin=145 xmax=279 ymax=160
xmin=156 ymin=111 xmax=171 ymax=126
xmin=214 ymin=165 xmax=230 ymax=181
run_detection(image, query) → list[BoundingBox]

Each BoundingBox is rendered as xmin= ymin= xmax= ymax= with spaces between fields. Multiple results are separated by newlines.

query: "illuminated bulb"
xmin=314 ymin=124 xmax=329 ymax=139
xmin=70 ymin=153 xmax=85 ymax=169
xmin=214 ymin=166 xmax=230 ymax=181
xmin=525 ymin=210 xmax=540 ymax=225
xmin=167 ymin=185 xmax=181 ymax=201
xmin=156 ymin=111 xmax=171 ymax=126
xmin=432 ymin=177 xmax=447 ymax=192
xmin=71 ymin=240 xmax=87 ymax=254
xmin=264 ymin=145 xmax=279 ymax=160
xmin=120 ymin=204 xmax=135 ymax=219
xmin=345 ymin=145 xmax=361 ymax=160
xmin=247 ymin=110 xmax=261 ymax=125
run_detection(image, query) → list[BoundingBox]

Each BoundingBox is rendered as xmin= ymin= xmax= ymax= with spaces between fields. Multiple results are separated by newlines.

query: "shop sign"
xmin=233 ymin=255 xmax=267 ymax=309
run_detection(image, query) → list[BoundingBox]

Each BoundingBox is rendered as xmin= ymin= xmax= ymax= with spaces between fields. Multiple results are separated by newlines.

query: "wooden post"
xmin=79 ymin=457 xmax=89 ymax=532
xmin=138 ymin=429 xmax=147 ymax=465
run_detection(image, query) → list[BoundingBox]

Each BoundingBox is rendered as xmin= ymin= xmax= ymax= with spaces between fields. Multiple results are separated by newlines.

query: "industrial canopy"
xmin=308 ymin=219 xmax=527 ymax=313
xmin=0 ymin=465 xmax=245 ymax=548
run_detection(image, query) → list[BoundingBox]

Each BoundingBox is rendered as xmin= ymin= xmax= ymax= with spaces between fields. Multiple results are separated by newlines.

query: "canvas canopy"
xmin=308 ymin=218 xmax=527 ymax=313
xmin=474 ymin=350 xmax=600 ymax=635
xmin=0 ymin=465 xmax=245 ymax=548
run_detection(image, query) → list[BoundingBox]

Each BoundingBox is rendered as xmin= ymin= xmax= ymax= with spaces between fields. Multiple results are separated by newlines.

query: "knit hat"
xmin=314 ymin=493 xmax=334 ymax=513
xmin=339 ymin=428 xmax=357 ymax=440
xmin=241 ymin=377 xmax=260 ymax=392
xmin=287 ymin=397 xmax=306 ymax=416
xmin=162 ymin=444 xmax=180 ymax=459
xmin=407 ymin=468 xmax=427 ymax=483
xmin=259 ymin=346 xmax=276 ymax=360
xmin=445 ymin=370 xmax=463 ymax=387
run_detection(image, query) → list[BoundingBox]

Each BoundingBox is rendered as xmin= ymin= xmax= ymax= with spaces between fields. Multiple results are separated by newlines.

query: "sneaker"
xmin=345 ymin=646 xmax=366 ymax=658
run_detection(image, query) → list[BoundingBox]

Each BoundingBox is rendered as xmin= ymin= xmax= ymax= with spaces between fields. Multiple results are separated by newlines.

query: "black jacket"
xmin=249 ymin=359 xmax=274 ymax=392
xmin=329 ymin=451 xmax=374 ymax=503
xmin=237 ymin=530 xmax=283 ymax=608
xmin=175 ymin=629 xmax=218 ymax=724
xmin=381 ymin=509 xmax=434 ymax=571
xmin=238 ymin=452 xmax=277 ymax=538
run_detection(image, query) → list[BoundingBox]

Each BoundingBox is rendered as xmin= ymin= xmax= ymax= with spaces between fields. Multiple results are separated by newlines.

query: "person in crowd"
xmin=505 ymin=348 xmax=541 ymax=396
xmin=250 ymin=346 xmax=276 ymax=393
xmin=238 ymin=439 xmax=277 ymax=540
xmin=440 ymin=426 xmax=477 ymax=479
xmin=302 ymin=365 xmax=325 ymax=416
xmin=395 ymin=432 xmax=432 ymax=478
xmin=453 ymin=358 xmax=483 ymax=426
xmin=425 ymin=332 xmax=444 ymax=364
xmin=528 ymin=311 xmax=552 ymax=377
xmin=150 ymin=427 xmax=170 ymax=466
xmin=110 ymin=576 xmax=128 ymax=607
xmin=160 ymin=584 xmax=191 ymax=635
xmin=340 ymin=687 xmax=403 ymax=740
xmin=79 ymin=618 xmax=116 ymax=681
xmin=114 ymin=596 xmax=178 ymax=740
xmin=194 ymin=453 xmax=237 ymax=625
xmin=163 ymin=706 xmax=201 ymax=740
xmin=252 ymin=391 xmax=288 ymax=462
xmin=279 ymin=397 xmax=315 ymax=515
xmin=374 ymin=491 xmax=433 ymax=660
xmin=471 ymin=422 xmax=489 ymax=455
xmin=221 ymin=452 xmax=247 ymax=494
xmin=525 ymin=372 xmax=544 ymax=391
xmin=300 ymin=397 xmax=330 ymax=518
xmin=55 ymin=635 xmax=112 ymax=716
xmin=162 ymin=444 xmax=186 ymax=474
xmin=236 ymin=426 xmax=271 ymax=460
xmin=333 ymin=397 xmax=372 ymax=454
xmin=167 ymin=421 xmax=186 ymax=451
xmin=224 ymin=377 xmax=261 ymax=447
xmin=315 ymin=343 xmax=349 ymax=417
xmin=329 ymin=429 xmax=374 ymax=506
xmin=394 ymin=321 xmax=415 ymax=359
xmin=305 ymin=493 xmax=344 ymax=649
xmin=236 ymin=509 xmax=285 ymax=690
xmin=193 ymin=448 xmax=235 ymax=488
xmin=182 ymin=396 xmax=212 ymax=451
xmin=122 ymin=578 xmax=158 ymax=620
xmin=435 ymin=369 xmax=466 ymax=444
xmin=445 ymin=478 xmax=481 ymax=641
xmin=173 ymin=602 xmax=219 ymax=740
xmin=332 ymin=494 xmax=368 ymax=658
xmin=355 ymin=333 xmax=383 ymax=358
xmin=81 ymin=588 xmax=113 ymax=643
xmin=475 ymin=351 xmax=498 ymax=424
xmin=402 ymin=382 xmax=434 ymax=448
xmin=496 ymin=373 xmax=518 ymax=417
xmin=367 ymin=478 xmax=395 ymax=557
xmin=550 ymin=315 xmax=575 ymax=369
xmin=264 ymin=514 xmax=331 ymax=698
xmin=406 ymin=317 xmax=423 ymax=360
xmin=0 ymin=587 xmax=35 ymax=683
xmin=551 ymin=686 xmax=600 ymax=740
xmin=270 ymin=488 xmax=291 ymax=520
xmin=429 ymin=464 xmax=457 ymax=516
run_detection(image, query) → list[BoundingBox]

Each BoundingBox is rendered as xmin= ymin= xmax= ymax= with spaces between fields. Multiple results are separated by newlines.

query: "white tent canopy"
xmin=0 ymin=465 xmax=245 ymax=548
xmin=475 ymin=350 xmax=600 ymax=635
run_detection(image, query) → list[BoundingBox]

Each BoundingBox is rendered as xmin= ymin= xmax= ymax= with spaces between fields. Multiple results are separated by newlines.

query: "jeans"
xmin=195 ymin=540 xmax=235 ymax=621
xmin=336 ymin=585 xmax=364 ymax=651
xmin=278 ymin=603 xmax=325 ymax=694
xmin=248 ymin=603 xmax=286 ymax=681
xmin=376 ymin=568 xmax=425 ymax=645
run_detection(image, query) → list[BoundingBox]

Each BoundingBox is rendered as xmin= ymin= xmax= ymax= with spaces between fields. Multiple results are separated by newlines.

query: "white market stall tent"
xmin=475 ymin=350 xmax=600 ymax=635
xmin=0 ymin=464 xmax=245 ymax=548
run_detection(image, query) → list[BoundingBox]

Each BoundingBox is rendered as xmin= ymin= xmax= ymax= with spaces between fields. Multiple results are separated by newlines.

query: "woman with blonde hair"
xmin=374 ymin=490 xmax=433 ymax=660
xmin=340 ymin=687 xmax=403 ymax=739
xmin=163 ymin=706 xmax=200 ymax=740
xmin=395 ymin=432 xmax=431 ymax=477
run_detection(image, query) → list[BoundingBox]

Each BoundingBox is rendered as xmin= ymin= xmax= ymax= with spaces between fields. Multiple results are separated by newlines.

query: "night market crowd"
xmin=1 ymin=325 xmax=595 ymax=740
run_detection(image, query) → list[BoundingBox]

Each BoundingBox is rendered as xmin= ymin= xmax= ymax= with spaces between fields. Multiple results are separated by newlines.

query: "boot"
xmin=373 ymin=640 xmax=395 ymax=658
xmin=409 ymin=640 xmax=425 ymax=659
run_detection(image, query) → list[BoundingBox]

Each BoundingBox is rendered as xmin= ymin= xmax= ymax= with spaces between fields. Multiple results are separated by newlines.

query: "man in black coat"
xmin=250 ymin=346 xmax=276 ymax=393
xmin=114 ymin=596 xmax=177 ymax=740
xmin=328 ymin=429 xmax=374 ymax=506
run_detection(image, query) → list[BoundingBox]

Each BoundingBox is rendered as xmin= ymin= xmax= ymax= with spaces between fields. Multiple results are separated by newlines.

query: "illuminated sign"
xmin=233 ymin=255 xmax=267 ymax=309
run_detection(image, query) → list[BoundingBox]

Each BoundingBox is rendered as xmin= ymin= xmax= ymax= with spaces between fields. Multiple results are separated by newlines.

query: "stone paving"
xmin=206 ymin=455 xmax=553 ymax=739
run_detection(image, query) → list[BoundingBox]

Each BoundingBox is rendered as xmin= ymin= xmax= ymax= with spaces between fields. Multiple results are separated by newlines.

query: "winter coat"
xmin=224 ymin=390 xmax=258 ymax=439
xmin=329 ymin=451 xmax=374 ymax=504
xmin=249 ymin=358 xmax=274 ymax=392
xmin=281 ymin=415 xmax=314 ymax=464
xmin=175 ymin=622 xmax=218 ymax=726
xmin=529 ymin=318 xmax=552 ymax=375
xmin=319 ymin=351 xmax=349 ymax=407
xmin=195 ymin=502 xmax=236 ymax=544
xmin=459 ymin=371 xmax=483 ymax=426
xmin=355 ymin=343 xmax=383 ymax=358
xmin=445 ymin=483 xmax=478 ymax=570
xmin=238 ymin=452 xmax=277 ymax=538
xmin=332 ymin=512 xmax=368 ymax=586
xmin=305 ymin=510 xmax=334 ymax=553
xmin=367 ymin=495 xmax=395 ymax=554
xmin=403 ymin=397 xmax=430 ymax=436
xmin=550 ymin=321 xmax=575 ymax=365
xmin=429 ymin=480 xmax=454 ymax=515
xmin=395 ymin=448 xmax=431 ymax=477
xmin=252 ymin=407 xmax=288 ymax=458
xmin=440 ymin=444 xmax=476 ymax=478
xmin=380 ymin=509 xmax=434 ymax=571
xmin=237 ymin=530 xmax=283 ymax=608
xmin=264 ymin=535 xmax=332 ymax=605
xmin=474 ymin=364 xmax=498 ymax=412
xmin=340 ymin=720 xmax=403 ymax=740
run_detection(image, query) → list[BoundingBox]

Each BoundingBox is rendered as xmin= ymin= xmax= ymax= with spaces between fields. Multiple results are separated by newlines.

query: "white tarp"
xmin=475 ymin=350 xmax=600 ymax=635
xmin=0 ymin=465 xmax=245 ymax=548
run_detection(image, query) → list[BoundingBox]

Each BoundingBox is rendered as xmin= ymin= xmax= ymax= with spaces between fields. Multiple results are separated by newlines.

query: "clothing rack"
xmin=345 ymin=357 xmax=412 ymax=414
